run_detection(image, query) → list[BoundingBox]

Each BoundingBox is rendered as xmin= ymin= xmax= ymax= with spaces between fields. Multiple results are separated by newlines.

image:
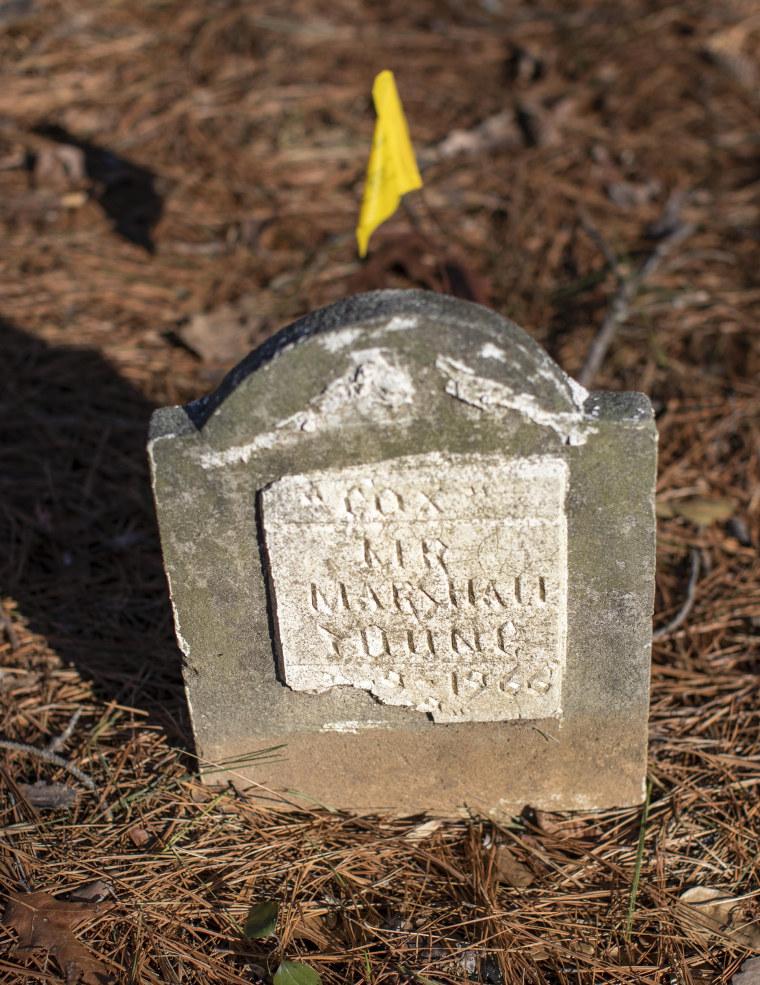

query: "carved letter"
xmin=480 ymin=580 xmax=509 ymax=609
xmin=405 ymin=628 xmax=435 ymax=655
xmin=393 ymin=581 xmax=416 ymax=615
xmin=363 ymin=537 xmax=382 ymax=567
xmin=357 ymin=583 xmax=383 ymax=611
xmin=311 ymin=582 xmax=348 ymax=613
xmin=345 ymin=484 xmax=369 ymax=516
xmin=376 ymin=488 xmax=403 ymax=515
xmin=423 ymin=538 xmax=449 ymax=571
xmin=452 ymin=627 xmax=480 ymax=654
xmin=317 ymin=624 xmax=343 ymax=655
xmin=361 ymin=625 xmax=389 ymax=658
xmin=497 ymin=621 xmax=517 ymax=652
xmin=415 ymin=489 xmax=443 ymax=514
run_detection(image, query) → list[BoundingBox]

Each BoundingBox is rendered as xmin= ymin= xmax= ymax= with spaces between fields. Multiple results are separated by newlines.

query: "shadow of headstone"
xmin=32 ymin=124 xmax=163 ymax=253
xmin=0 ymin=319 xmax=186 ymax=738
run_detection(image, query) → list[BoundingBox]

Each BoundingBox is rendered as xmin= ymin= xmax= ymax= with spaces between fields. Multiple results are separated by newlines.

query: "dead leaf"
xmin=606 ymin=178 xmax=662 ymax=209
xmin=703 ymin=16 xmax=760 ymax=89
xmin=570 ymin=941 xmax=595 ymax=957
xmin=2 ymin=889 xmax=114 ymax=984
xmin=533 ymin=809 xmax=594 ymax=840
xmin=60 ymin=190 xmax=89 ymax=209
xmin=420 ymin=109 xmax=520 ymax=164
xmin=675 ymin=498 xmax=735 ymax=525
xmin=403 ymin=819 xmax=443 ymax=843
xmin=0 ymin=670 xmax=38 ymax=689
xmin=676 ymin=887 xmax=760 ymax=948
xmin=178 ymin=296 xmax=268 ymax=363
xmin=17 ymin=780 xmax=78 ymax=810
xmin=127 ymin=824 xmax=153 ymax=848
xmin=528 ymin=944 xmax=551 ymax=961
xmin=733 ymin=956 xmax=760 ymax=985
xmin=68 ymin=882 xmax=112 ymax=904
xmin=290 ymin=907 xmax=331 ymax=946
xmin=656 ymin=497 xmax=735 ymax=525
xmin=492 ymin=845 xmax=534 ymax=888
xmin=33 ymin=144 xmax=87 ymax=190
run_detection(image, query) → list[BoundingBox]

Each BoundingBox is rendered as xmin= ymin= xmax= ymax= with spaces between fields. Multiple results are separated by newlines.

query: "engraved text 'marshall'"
xmin=260 ymin=453 xmax=568 ymax=723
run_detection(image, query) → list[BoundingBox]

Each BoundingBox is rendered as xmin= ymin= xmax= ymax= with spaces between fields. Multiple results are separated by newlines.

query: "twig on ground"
xmin=0 ymin=710 xmax=115 ymax=819
xmin=47 ymin=707 xmax=83 ymax=754
xmin=578 ymin=219 xmax=696 ymax=388
xmin=579 ymin=212 xmax=624 ymax=282
xmin=652 ymin=548 xmax=701 ymax=640
xmin=0 ymin=739 xmax=96 ymax=790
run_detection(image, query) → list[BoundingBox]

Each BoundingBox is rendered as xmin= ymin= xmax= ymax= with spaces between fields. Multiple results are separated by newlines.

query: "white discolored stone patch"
xmin=261 ymin=453 xmax=567 ymax=722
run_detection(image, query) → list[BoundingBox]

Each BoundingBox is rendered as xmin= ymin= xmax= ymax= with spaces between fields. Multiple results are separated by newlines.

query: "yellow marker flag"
xmin=356 ymin=71 xmax=423 ymax=258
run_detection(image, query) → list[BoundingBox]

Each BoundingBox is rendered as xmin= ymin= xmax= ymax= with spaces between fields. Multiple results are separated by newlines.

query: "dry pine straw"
xmin=1 ymin=0 xmax=760 ymax=982
xmin=0 ymin=374 xmax=758 ymax=985
xmin=1 ymin=578 xmax=760 ymax=985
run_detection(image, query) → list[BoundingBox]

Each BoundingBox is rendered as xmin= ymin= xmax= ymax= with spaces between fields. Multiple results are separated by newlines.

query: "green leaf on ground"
xmin=243 ymin=899 xmax=279 ymax=939
xmin=274 ymin=959 xmax=322 ymax=985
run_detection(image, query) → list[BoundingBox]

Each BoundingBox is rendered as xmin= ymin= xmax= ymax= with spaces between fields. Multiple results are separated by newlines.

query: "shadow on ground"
xmin=0 ymin=319 xmax=188 ymax=741
xmin=33 ymin=124 xmax=164 ymax=253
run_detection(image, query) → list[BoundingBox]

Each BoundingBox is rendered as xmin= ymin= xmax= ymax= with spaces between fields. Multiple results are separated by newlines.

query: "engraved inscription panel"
xmin=260 ymin=454 xmax=568 ymax=722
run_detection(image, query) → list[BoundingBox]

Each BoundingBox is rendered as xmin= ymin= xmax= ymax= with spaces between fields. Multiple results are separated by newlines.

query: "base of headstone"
xmin=207 ymin=715 xmax=646 ymax=815
xmin=149 ymin=290 xmax=656 ymax=816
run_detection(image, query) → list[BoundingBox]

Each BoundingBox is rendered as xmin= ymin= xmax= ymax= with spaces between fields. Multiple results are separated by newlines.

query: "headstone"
xmin=149 ymin=290 xmax=656 ymax=816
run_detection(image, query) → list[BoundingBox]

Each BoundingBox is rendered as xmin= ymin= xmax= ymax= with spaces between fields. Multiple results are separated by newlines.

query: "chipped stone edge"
xmin=436 ymin=355 xmax=594 ymax=446
xmin=197 ymin=348 xmax=415 ymax=469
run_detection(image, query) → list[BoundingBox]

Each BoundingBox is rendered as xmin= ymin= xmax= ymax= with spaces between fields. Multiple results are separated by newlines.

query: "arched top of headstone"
xmin=163 ymin=290 xmax=590 ymax=444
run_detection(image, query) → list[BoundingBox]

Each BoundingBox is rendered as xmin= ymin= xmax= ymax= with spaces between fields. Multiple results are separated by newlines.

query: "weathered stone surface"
xmin=148 ymin=290 xmax=657 ymax=816
xmin=262 ymin=454 xmax=567 ymax=722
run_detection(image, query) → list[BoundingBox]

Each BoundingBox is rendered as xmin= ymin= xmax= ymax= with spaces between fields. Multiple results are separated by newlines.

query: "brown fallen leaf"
xmin=127 ymin=824 xmax=153 ymax=848
xmin=3 ymin=889 xmax=114 ymax=984
xmin=656 ymin=497 xmax=735 ymax=525
xmin=703 ymin=15 xmax=760 ymax=90
xmin=533 ymin=809 xmax=595 ymax=840
xmin=420 ymin=109 xmax=520 ymax=164
xmin=492 ymin=845 xmax=534 ymax=888
xmin=290 ymin=906 xmax=332 ymax=946
xmin=403 ymin=819 xmax=443 ymax=843
xmin=17 ymin=780 xmax=78 ymax=810
xmin=178 ymin=295 xmax=268 ymax=364
xmin=676 ymin=887 xmax=760 ymax=948
xmin=68 ymin=882 xmax=112 ymax=905
xmin=33 ymin=144 xmax=87 ymax=190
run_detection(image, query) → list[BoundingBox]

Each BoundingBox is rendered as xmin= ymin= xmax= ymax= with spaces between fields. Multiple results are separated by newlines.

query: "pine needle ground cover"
xmin=1 ymin=1 xmax=759 ymax=982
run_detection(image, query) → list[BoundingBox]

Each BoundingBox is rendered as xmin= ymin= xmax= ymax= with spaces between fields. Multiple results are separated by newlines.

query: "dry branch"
xmin=578 ymin=220 xmax=696 ymax=388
